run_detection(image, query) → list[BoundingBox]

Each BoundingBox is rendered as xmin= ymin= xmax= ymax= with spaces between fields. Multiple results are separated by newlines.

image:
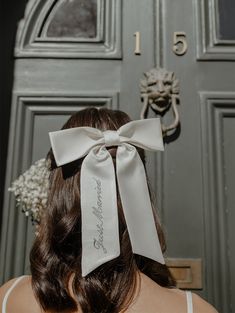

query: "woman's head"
xmin=30 ymin=107 xmax=175 ymax=313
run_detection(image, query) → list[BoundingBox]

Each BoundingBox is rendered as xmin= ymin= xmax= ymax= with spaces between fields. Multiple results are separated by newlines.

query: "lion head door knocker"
xmin=140 ymin=67 xmax=180 ymax=136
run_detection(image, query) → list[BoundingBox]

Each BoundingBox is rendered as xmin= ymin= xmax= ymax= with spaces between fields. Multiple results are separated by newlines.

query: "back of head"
xmin=30 ymin=107 xmax=175 ymax=313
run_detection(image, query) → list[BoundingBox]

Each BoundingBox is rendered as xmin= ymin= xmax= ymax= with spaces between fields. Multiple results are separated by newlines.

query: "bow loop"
xmin=118 ymin=118 xmax=164 ymax=151
xmin=49 ymin=127 xmax=104 ymax=166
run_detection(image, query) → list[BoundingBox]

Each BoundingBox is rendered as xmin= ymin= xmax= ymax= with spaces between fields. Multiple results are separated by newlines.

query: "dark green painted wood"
xmin=163 ymin=0 xmax=235 ymax=311
xmin=0 ymin=1 xmax=235 ymax=312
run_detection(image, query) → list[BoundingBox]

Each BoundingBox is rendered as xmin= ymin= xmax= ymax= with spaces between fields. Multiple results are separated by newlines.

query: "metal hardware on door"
xmin=134 ymin=31 xmax=141 ymax=55
xmin=140 ymin=67 xmax=180 ymax=136
xmin=173 ymin=31 xmax=188 ymax=56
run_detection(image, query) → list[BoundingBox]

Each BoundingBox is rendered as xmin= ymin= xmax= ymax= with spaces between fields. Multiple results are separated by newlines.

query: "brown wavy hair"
xmin=30 ymin=107 xmax=175 ymax=313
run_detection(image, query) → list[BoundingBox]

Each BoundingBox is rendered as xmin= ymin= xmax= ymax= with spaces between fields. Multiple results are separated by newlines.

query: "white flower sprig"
xmin=8 ymin=158 xmax=50 ymax=225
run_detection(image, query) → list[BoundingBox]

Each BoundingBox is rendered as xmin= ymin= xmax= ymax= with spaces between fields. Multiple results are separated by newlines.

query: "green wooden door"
xmin=1 ymin=1 xmax=234 ymax=312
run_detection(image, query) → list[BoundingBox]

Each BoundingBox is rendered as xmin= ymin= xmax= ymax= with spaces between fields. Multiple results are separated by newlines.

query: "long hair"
xmin=30 ymin=107 xmax=175 ymax=313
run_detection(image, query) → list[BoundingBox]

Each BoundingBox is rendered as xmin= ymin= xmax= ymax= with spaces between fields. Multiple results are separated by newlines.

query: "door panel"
xmin=200 ymin=93 xmax=235 ymax=313
xmin=16 ymin=0 xmax=122 ymax=58
xmin=196 ymin=0 xmax=235 ymax=59
xmin=217 ymin=0 xmax=235 ymax=40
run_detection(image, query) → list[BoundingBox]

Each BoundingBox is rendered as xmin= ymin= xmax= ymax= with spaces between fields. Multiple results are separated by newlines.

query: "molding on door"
xmin=200 ymin=91 xmax=234 ymax=312
xmin=15 ymin=0 xmax=122 ymax=59
xmin=0 ymin=91 xmax=119 ymax=283
xmin=195 ymin=0 xmax=235 ymax=60
xmin=154 ymin=0 xmax=163 ymax=67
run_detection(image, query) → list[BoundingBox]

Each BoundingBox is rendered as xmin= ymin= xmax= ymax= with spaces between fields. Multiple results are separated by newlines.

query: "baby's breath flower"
xmin=8 ymin=158 xmax=50 ymax=225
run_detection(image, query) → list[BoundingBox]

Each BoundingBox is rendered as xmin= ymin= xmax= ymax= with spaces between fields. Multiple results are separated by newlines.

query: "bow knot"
xmin=103 ymin=130 xmax=120 ymax=147
xmin=49 ymin=118 xmax=165 ymax=276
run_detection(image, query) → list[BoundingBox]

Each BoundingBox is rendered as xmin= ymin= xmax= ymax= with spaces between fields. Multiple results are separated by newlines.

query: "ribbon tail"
xmin=116 ymin=144 xmax=165 ymax=264
xmin=81 ymin=147 xmax=120 ymax=277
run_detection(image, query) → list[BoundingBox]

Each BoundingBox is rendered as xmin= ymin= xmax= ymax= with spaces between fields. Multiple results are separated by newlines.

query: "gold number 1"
xmin=134 ymin=32 xmax=141 ymax=55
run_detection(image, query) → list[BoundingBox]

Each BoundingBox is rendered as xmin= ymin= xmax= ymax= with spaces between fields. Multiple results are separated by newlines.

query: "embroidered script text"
xmin=92 ymin=177 xmax=107 ymax=254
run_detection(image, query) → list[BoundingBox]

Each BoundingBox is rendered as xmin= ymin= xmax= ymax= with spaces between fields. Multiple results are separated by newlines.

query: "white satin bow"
xmin=49 ymin=118 xmax=165 ymax=277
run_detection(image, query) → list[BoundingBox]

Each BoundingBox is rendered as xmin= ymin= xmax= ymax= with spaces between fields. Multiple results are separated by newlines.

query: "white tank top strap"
xmin=2 ymin=275 xmax=28 ymax=313
xmin=186 ymin=290 xmax=193 ymax=313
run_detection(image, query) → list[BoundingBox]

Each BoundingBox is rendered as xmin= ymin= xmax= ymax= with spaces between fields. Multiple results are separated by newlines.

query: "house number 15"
xmin=173 ymin=31 xmax=188 ymax=56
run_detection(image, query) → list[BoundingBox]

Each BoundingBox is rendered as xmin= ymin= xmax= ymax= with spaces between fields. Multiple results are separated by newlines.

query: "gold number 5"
xmin=173 ymin=31 xmax=187 ymax=56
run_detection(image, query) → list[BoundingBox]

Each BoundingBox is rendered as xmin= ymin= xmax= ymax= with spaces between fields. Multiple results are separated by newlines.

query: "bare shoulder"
xmin=166 ymin=288 xmax=219 ymax=313
xmin=131 ymin=273 xmax=219 ymax=313
xmin=168 ymin=288 xmax=219 ymax=313
xmin=0 ymin=277 xmax=20 ymax=300
xmin=0 ymin=277 xmax=22 ymax=306
xmin=192 ymin=292 xmax=219 ymax=313
xmin=0 ymin=275 xmax=42 ymax=313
